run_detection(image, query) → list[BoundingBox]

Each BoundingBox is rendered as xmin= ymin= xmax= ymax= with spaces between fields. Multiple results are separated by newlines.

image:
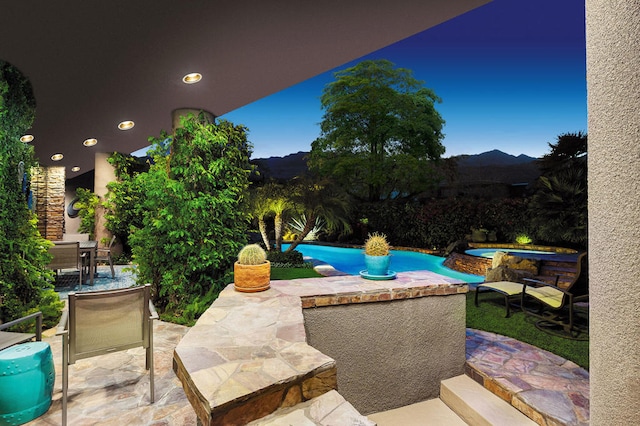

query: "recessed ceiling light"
xmin=71 ymin=166 xmax=81 ymax=172
xmin=118 ymin=120 xmax=135 ymax=130
xmin=182 ymin=72 xmax=202 ymax=84
xmin=51 ymin=153 xmax=63 ymax=161
xmin=83 ymin=138 xmax=98 ymax=147
xmin=20 ymin=134 xmax=34 ymax=143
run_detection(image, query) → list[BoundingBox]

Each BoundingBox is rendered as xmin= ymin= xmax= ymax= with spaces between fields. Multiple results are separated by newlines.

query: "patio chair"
xmin=521 ymin=252 xmax=588 ymax=338
xmin=56 ymin=284 xmax=158 ymax=426
xmin=0 ymin=311 xmax=43 ymax=351
xmin=475 ymin=278 xmax=555 ymax=318
xmin=47 ymin=242 xmax=84 ymax=289
xmin=95 ymin=235 xmax=116 ymax=278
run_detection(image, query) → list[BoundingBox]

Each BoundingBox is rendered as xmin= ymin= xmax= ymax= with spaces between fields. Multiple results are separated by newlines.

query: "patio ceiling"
xmin=0 ymin=0 xmax=490 ymax=176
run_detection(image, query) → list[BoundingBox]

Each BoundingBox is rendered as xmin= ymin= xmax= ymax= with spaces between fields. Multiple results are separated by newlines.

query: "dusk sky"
xmin=221 ymin=0 xmax=587 ymax=160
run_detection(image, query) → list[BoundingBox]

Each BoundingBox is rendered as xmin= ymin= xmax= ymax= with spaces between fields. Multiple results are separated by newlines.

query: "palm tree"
xmin=529 ymin=166 xmax=587 ymax=246
xmin=269 ymin=196 xmax=293 ymax=252
xmin=285 ymin=179 xmax=352 ymax=253
xmin=248 ymin=189 xmax=273 ymax=250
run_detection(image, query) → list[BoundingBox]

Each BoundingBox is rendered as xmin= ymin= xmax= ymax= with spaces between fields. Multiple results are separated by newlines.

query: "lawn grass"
xmin=271 ymin=267 xmax=323 ymax=280
xmin=467 ymin=291 xmax=589 ymax=369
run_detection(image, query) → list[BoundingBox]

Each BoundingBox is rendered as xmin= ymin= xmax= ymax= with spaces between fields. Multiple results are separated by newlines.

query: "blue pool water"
xmin=283 ymin=244 xmax=484 ymax=283
xmin=465 ymin=248 xmax=559 ymax=259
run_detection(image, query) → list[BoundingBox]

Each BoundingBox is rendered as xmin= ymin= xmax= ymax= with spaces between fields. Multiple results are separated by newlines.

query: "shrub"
xmin=267 ymin=249 xmax=304 ymax=265
xmin=0 ymin=60 xmax=61 ymax=326
xmin=127 ymin=114 xmax=253 ymax=317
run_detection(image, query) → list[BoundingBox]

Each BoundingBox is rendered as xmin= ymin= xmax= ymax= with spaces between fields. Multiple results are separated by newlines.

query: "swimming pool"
xmin=282 ymin=244 xmax=484 ymax=283
xmin=465 ymin=248 xmax=559 ymax=259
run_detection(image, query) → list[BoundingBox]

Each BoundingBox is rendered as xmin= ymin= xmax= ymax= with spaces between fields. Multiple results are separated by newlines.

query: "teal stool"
xmin=0 ymin=342 xmax=54 ymax=426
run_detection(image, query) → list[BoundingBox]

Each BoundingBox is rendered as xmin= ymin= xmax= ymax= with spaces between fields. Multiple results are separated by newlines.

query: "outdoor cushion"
xmin=475 ymin=281 xmax=525 ymax=317
xmin=524 ymin=286 xmax=564 ymax=309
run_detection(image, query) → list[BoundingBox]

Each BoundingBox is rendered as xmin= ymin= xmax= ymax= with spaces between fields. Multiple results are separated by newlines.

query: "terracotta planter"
xmin=234 ymin=261 xmax=271 ymax=292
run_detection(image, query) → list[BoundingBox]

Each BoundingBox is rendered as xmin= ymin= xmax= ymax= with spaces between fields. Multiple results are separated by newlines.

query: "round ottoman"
xmin=0 ymin=342 xmax=54 ymax=426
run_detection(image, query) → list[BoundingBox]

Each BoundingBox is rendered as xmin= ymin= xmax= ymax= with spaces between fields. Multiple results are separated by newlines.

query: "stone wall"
xmin=31 ymin=166 xmax=65 ymax=241
xmin=444 ymin=252 xmax=491 ymax=276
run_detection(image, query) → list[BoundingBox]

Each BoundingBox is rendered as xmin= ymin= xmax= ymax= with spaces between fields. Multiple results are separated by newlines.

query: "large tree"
xmin=309 ymin=59 xmax=446 ymax=202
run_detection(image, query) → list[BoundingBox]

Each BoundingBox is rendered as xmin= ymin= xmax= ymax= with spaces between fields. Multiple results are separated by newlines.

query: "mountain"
xmin=251 ymin=150 xmax=540 ymax=187
xmin=251 ymin=151 xmax=310 ymax=181
xmin=455 ymin=150 xmax=537 ymax=168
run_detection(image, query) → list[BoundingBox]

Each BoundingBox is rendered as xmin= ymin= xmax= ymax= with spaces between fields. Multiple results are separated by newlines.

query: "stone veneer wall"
xmin=444 ymin=252 xmax=491 ymax=276
xmin=31 ymin=166 xmax=65 ymax=241
xmin=303 ymin=294 xmax=466 ymax=415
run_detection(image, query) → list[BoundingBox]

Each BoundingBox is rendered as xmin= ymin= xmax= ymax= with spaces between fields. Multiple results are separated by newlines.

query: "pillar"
xmin=586 ymin=1 xmax=640 ymax=423
xmin=94 ymin=152 xmax=116 ymax=248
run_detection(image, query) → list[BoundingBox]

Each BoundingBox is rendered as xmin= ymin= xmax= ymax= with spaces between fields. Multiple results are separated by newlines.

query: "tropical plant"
xmin=247 ymin=183 xmax=294 ymax=251
xmin=364 ymin=232 xmax=390 ymax=256
xmin=0 ymin=60 xmax=62 ymax=328
xmin=74 ymin=187 xmax=100 ymax=239
xmin=529 ymin=167 xmax=587 ymax=246
xmin=285 ymin=179 xmax=352 ymax=253
xmin=103 ymin=152 xmax=150 ymax=254
xmin=529 ymin=132 xmax=587 ymax=247
xmin=309 ymin=59 xmax=446 ymax=201
xmin=127 ymin=114 xmax=253 ymax=319
xmin=237 ymin=244 xmax=267 ymax=265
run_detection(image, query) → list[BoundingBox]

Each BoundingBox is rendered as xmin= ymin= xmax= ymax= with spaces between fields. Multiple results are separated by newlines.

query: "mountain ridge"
xmin=251 ymin=150 xmax=540 ymax=186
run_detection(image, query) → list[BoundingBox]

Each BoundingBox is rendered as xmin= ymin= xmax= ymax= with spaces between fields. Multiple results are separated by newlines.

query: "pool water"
xmin=465 ymin=248 xmax=559 ymax=259
xmin=282 ymin=244 xmax=484 ymax=283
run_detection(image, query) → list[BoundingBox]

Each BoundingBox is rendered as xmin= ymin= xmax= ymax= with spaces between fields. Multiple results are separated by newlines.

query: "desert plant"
xmin=288 ymin=214 xmax=325 ymax=241
xmin=364 ymin=232 xmax=391 ymax=256
xmin=237 ymin=244 xmax=267 ymax=265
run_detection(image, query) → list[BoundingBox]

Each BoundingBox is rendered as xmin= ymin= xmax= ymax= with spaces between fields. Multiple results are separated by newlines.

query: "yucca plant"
xmin=364 ymin=232 xmax=391 ymax=256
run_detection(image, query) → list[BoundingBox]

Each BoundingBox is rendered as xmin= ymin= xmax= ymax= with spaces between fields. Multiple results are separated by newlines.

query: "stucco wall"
xmin=303 ymin=294 xmax=466 ymax=415
xmin=586 ymin=1 xmax=640 ymax=423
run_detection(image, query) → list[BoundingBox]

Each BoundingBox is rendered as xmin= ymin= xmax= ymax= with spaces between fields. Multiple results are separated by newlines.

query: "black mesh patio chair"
xmin=521 ymin=252 xmax=588 ymax=338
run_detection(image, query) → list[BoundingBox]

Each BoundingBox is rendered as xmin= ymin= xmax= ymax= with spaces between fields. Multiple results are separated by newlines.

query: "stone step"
xmin=440 ymin=375 xmax=537 ymax=426
xmin=368 ymin=398 xmax=467 ymax=426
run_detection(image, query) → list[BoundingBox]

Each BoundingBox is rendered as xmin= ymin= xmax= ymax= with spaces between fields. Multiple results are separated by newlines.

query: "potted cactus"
xmin=362 ymin=232 xmax=393 ymax=277
xmin=234 ymin=244 xmax=271 ymax=292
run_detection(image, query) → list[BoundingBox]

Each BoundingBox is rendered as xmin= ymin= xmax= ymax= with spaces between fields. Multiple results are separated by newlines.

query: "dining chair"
xmin=56 ymin=284 xmax=158 ymax=426
xmin=95 ymin=235 xmax=116 ymax=278
xmin=47 ymin=242 xmax=84 ymax=289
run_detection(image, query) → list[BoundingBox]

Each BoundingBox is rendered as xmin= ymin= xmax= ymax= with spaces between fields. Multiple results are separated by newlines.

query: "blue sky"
xmin=221 ymin=0 xmax=586 ymax=160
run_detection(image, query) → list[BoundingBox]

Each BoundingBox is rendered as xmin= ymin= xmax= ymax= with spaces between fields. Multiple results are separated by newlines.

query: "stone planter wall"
xmin=31 ymin=166 xmax=65 ymax=241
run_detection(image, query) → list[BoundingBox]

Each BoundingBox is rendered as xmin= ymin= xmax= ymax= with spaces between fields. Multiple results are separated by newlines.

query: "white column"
xmin=586 ymin=1 xmax=640 ymax=423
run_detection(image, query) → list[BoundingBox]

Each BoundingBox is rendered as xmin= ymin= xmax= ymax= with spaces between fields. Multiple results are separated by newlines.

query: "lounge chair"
xmin=56 ymin=284 xmax=158 ymax=425
xmin=521 ymin=252 xmax=588 ymax=338
xmin=475 ymin=276 xmax=558 ymax=318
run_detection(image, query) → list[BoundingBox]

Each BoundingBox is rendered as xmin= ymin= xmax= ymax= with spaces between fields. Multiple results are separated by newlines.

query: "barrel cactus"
xmin=364 ymin=233 xmax=390 ymax=256
xmin=237 ymin=244 xmax=267 ymax=265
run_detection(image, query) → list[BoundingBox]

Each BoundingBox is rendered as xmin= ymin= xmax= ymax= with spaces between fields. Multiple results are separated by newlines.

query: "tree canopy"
xmin=309 ymin=59 xmax=446 ymax=201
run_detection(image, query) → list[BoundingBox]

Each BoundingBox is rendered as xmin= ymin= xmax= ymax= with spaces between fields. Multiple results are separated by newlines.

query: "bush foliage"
xmin=109 ymin=114 xmax=253 ymax=321
xmin=0 ymin=61 xmax=63 ymax=328
xmin=355 ymin=197 xmax=534 ymax=250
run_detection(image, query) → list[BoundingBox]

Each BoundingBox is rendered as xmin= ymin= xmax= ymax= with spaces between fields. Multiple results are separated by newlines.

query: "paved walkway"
xmin=466 ymin=329 xmax=589 ymax=425
xmin=23 ymin=266 xmax=589 ymax=425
